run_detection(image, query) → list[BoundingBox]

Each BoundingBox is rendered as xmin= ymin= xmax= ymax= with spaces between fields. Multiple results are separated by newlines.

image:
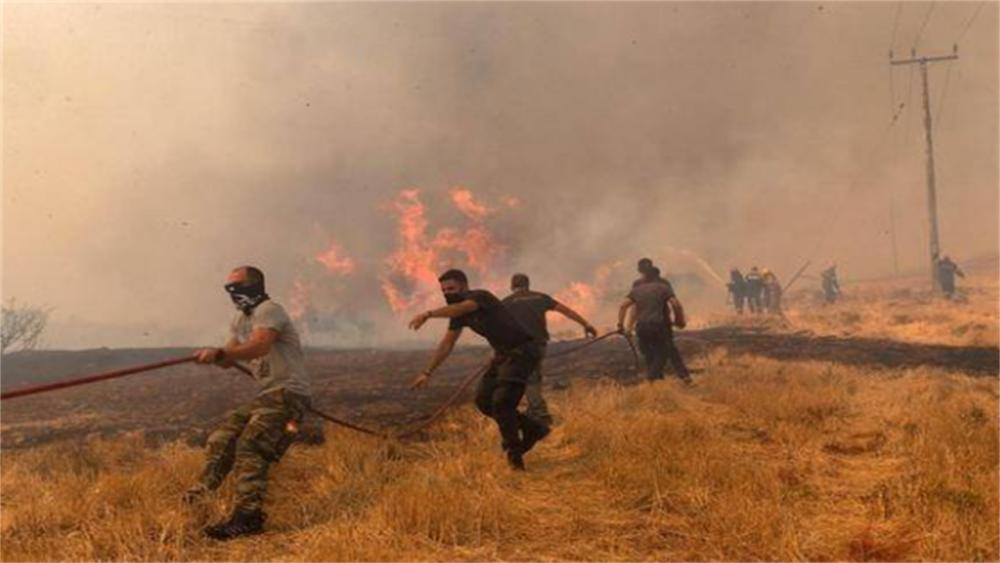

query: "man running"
xmin=617 ymin=266 xmax=692 ymax=383
xmin=187 ymin=266 xmax=311 ymax=540
xmin=502 ymin=273 xmax=597 ymax=424
xmin=409 ymin=269 xmax=550 ymax=470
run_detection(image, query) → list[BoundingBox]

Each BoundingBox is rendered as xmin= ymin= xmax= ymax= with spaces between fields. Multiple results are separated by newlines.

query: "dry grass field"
xmin=2 ymin=354 xmax=996 ymax=561
xmin=782 ymin=267 xmax=999 ymax=348
xmin=1 ymin=268 xmax=997 ymax=561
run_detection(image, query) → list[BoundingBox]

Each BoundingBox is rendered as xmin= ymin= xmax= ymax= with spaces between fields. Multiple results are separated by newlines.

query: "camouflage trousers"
xmin=196 ymin=389 xmax=310 ymax=512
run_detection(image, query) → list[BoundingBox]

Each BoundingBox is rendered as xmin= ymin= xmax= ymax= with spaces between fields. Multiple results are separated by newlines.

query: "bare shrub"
xmin=1 ymin=298 xmax=51 ymax=354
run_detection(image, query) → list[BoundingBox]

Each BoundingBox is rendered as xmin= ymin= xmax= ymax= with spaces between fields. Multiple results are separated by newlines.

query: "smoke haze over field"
xmin=3 ymin=2 xmax=998 ymax=348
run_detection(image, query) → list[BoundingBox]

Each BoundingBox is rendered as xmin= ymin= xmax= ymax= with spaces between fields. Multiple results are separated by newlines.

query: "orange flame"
xmin=449 ymin=188 xmax=491 ymax=220
xmin=550 ymin=261 xmax=622 ymax=336
xmin=381 ymin=188 xmax=506 ymax=313
xmin=315 ymin=241 xmax=356 ymax=275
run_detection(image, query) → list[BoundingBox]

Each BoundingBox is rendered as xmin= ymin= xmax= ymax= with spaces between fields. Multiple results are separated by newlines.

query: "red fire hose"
xmin=0 ymin=331 xmax=640 ymax=438
xmin=0 ymin=356 xmax=198 ymax=400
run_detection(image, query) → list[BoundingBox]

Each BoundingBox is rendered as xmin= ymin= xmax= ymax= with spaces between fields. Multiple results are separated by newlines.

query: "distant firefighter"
xmin=821 ymin=264 xmax=841 ymax=304
xmin=935 ymin=254 xmax=965 ymax=299
xmin=744 ymin=266 xmax=764 ymax=314
xmin=727 ymin=268 xmax=748 ymax=314
xmin=762 ymin=269 xmax=783 ymax=315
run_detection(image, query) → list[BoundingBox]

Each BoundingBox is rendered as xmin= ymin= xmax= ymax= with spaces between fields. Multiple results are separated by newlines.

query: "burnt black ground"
xmin=1 ymin=327 xmax=996 ymax=449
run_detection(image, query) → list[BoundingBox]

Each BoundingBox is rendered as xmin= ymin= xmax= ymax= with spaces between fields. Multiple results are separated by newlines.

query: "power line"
xmin=912 ymin=1 xmax=936 ymax=49
xmin=933 ymin=58 xmax=956 ymax=124
xmin=955 ymin=0 xmax=986 ymax=44
xmin=888 ymin=2 xmax=903 ymax=113
xmin=889 ymin=1 xmax=903 ymax=51
xmin=926 ymin=1 xmax=984 ymax=133
xmin=805 ymin=108 xmax=907 ymax=262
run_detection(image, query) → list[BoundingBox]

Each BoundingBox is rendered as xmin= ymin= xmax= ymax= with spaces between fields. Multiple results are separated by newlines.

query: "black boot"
xmin=521 ymin=418 xmax=551 ymax=453
xmin=506 ymin=449 xmax=526 ymax=471
xmin=204 ymin=509 xmax=265 ymax=540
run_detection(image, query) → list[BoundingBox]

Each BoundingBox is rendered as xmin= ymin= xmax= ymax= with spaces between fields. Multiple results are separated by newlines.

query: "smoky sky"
xmin=3 ymin=2 xmax=998 ymax=348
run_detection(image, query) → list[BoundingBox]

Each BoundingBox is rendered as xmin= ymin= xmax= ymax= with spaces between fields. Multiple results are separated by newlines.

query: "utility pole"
xmin=890 ymin=46 xmax=958 ymax=290
xmin=889 ymin=196 xmax=899 ymax=276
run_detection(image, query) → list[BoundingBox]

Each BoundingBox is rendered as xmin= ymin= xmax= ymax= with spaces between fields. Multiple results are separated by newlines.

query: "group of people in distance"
xmin=186 ymin=258 xmax=692 ymax=539
xmin=726 ymin=266 xmax=783 ymax=315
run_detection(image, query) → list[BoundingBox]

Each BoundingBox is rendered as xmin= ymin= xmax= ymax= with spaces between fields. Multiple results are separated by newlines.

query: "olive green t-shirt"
xmin=627 ymin=282 xmax=676 ymax=329
xmin=229 ymin=300 xmax=310 ymax=398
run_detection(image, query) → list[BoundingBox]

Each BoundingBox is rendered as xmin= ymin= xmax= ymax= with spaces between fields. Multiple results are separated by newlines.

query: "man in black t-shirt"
xmin=502 ymin=273 xmax=597 ymax=424
xmin=408 ymin=269 xmax=551 ymax=470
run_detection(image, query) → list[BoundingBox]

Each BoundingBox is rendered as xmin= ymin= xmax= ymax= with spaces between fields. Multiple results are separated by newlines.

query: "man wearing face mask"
xmin=409 ymin=269 xmax=550 ymax=471
xmin=186 ymin=266 xmax=311 ymax=540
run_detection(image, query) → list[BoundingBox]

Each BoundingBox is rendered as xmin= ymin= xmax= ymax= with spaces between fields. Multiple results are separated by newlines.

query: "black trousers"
xmin=474 ymin=345 xmax=545 ymax=454
xmin=733 ymin=292 xmax=746 ymax=314
xmin=636 ymin=325 xmax=690 ymax=381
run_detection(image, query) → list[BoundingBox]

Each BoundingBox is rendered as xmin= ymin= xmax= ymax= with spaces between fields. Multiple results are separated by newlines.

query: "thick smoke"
xmin=3 ymin=2 xmax=997 ymax=348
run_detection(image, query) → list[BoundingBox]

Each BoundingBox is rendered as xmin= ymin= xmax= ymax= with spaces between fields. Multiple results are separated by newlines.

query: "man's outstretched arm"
xmin=553 ymin=302 xmax=598 ymax=337
xmin=409 ymin=300 xmax=479 ymax=330
xmin=411 ymin=328 xmax=462 ymax=389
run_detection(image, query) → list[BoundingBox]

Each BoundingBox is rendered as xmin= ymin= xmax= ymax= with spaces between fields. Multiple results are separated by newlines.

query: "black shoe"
xmin=506 ymin=450 xmax=526 ymax=471
xmin=204 ymin=510 xmax=265 ymax=540
xmin=521 ymin=422 xmax=551 ymax=453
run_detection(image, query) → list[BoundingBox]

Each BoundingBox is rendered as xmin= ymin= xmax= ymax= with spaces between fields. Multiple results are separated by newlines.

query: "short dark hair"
xmin=237 ymin=265 xmax=266 ymax=290
xmin=511 ymin=273 xmax=530 ymax=289
xmin=438 ymin=269 xmax=468 ymax=285
xmin=638 ymin=258 xmax=653 ymax=272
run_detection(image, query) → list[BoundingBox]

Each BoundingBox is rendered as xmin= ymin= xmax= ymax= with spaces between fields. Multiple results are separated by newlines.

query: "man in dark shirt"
xmin=821 ymin=264 xmax=841 ymax=304
xmin=409 ymin=269 xmax=550 ymax=470
xmin=744 ymin=266 xmax=764 ymax=314
xmin=935 ymin=254 xmax=965 ymax=299
xmin=727 ymin=268 xmax=748 ymax=314
xmin=502 ymin=273 xmax=598 ymax=424
xmin=617 ymin=267 xmax=691 ymax=383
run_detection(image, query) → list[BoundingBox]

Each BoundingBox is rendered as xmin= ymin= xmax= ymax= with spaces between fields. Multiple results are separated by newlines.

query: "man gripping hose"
xmin=187 ymin=266 xmax=311 ymax=540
